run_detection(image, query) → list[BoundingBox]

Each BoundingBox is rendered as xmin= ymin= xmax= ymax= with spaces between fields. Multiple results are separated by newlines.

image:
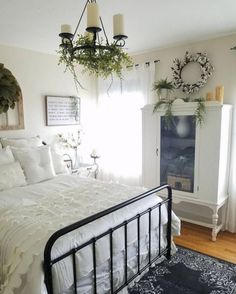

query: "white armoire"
xmin=142 ymin=100 xmax=232 ymax=240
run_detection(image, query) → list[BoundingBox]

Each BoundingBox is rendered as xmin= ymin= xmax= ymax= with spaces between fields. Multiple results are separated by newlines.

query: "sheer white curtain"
xmin=226 ymin=110 xmax=236 ymax=233
xmin=96 ymin=63 xmax=155 ymax=186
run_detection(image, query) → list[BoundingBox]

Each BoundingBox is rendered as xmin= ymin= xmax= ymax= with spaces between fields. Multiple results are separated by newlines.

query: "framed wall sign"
xmin=45 ymin=95 xmax=80 ymax=126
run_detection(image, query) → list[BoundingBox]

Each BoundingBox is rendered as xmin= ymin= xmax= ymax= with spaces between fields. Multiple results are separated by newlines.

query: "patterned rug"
xmin=128 ymin=246 xmax=236 ymax=294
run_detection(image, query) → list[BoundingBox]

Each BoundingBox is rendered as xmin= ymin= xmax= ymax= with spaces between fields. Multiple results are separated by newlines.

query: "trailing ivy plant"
xmin=153 ymin=99 xmax=174 ymax=128
xmin=0 ymin=64 xmax=21 ymax=114
xmin=193 ymin=97 xmax=206 ymax=125
xmin=153 ymin=97 xmax=206 ymax=127
xmin=58 ymin=35 xmax=133 ymax=89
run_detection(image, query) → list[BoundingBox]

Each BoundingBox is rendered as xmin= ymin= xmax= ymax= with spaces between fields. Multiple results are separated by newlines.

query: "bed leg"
xmin=165 ymin=248 xmax=171 ymax=260
xmin=166 ymin=185 xmax=172 ymax=261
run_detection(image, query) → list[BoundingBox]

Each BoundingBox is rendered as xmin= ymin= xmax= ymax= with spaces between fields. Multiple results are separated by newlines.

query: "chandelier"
xmin=58 ymin=0 xmax=133 ymax=86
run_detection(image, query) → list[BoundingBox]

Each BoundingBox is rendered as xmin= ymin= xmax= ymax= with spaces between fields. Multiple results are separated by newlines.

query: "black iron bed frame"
xmin=44 ymin=184 xmax=172 ymax=294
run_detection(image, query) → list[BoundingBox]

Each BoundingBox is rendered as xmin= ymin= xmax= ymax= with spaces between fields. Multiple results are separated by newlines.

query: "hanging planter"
xmin=58 ymin=35 xmax=133 ymax=89
xmin=0 ymin=64 xmax=21 ymax=114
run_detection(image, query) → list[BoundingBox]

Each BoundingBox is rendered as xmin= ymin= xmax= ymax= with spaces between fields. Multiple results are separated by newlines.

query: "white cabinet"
xmin=142 ymin=100 xmax=232 ymax=240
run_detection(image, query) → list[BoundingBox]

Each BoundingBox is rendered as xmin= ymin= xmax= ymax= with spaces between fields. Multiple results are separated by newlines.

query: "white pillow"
xmin=0 ymin=146 xmax=15 ymax=165
xmin=12 ymin=146 xmax=56 ymax=184
xmin=1 ymin=137 xmax=42 ymax=148
xmin=51 ymin=150 xmax=69 ymax=174
xmin=0 ymin=161 xmax=27 ymax=191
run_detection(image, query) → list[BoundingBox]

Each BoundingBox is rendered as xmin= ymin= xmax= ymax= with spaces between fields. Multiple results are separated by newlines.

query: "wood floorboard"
xmin=174 ymin=221 xmax=236 ymax=264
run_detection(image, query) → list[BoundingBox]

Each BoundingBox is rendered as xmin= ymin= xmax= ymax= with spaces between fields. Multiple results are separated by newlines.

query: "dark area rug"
xmin=128 ymin=246 xmax=236 ymax=294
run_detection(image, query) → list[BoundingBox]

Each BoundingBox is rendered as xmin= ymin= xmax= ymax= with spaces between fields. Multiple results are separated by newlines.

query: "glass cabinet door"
xmin=160 ymin=115 xmax=196 ymax=193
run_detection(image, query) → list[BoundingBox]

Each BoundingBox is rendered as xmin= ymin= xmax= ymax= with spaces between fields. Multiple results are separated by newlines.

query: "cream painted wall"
xmin=132 ymin=33 xmax=236 ymax=106
xmin=0 ymin=44 xmax=96 ymax=150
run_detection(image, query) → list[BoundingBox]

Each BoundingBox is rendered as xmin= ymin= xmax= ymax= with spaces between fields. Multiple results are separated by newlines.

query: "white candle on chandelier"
xmin=87 ymin=2 xmax=100 ymax=28
xmin=113 ymin=14 xmax=124 ymax=37
xmin=61 ymin=24 xmax=72 ymax=34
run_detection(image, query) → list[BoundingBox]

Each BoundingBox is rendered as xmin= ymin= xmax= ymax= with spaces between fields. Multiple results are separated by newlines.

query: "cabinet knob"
xmin=156 ymin=148 xmax=159 ymax=156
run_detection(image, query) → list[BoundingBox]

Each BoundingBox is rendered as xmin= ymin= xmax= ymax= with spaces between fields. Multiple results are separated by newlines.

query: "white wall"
xmin=0 ymin=44 xmax=96 ymax=149
xmin=132 ymin=33 xmax=236 ymax=106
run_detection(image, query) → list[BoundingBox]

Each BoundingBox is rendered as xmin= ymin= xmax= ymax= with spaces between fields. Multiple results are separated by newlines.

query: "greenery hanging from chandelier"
xmin=58 ymin=35 xmax=133 ymax=86
xmin=58 ymin=0 xmax=134 ymax=89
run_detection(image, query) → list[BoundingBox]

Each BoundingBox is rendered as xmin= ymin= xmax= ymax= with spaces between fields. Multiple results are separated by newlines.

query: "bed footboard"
xmin=44 ymin=184 xmax=172 ymax=294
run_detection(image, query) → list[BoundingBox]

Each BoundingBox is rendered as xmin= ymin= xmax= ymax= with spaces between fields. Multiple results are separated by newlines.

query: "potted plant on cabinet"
xmin=153 ymin=78 xmax=175 ymax=101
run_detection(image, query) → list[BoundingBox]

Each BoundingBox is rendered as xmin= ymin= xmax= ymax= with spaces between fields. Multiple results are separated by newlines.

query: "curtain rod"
xmin=126 ymin=60 xmax=160 ymax=69
xmin=135 ymin=60 xmax=160 ymax=67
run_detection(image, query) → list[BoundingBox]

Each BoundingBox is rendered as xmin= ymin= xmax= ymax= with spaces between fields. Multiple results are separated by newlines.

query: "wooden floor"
xmin=174 ymin=222 xmax=236 ymax=264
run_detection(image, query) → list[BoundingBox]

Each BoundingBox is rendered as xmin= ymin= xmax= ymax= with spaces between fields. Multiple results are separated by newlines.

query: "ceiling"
xmin=1 ymin=0 xmax=236 ymax=55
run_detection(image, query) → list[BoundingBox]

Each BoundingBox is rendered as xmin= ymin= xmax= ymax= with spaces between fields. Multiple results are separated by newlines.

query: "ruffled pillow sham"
xmin=1 ymin=137 xmax=43 ymax=148
xmin=0 ymin=161 xmax=27 ymax=191
xmin=0 ymin=146 xmax=15 ymax=165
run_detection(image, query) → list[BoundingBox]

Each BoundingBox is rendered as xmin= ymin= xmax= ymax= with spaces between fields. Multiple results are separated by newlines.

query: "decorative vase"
xmin=176 ymin=116 xmax=190 ymax=138
xmin=73 ymin=147 xmax=79 ymax=168
xmin=159 ymin=89 xmax=169 ymax=101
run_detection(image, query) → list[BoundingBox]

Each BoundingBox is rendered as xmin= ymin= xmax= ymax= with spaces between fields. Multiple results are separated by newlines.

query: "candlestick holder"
xmin=90 ymin=154 xmax=100 ymax=165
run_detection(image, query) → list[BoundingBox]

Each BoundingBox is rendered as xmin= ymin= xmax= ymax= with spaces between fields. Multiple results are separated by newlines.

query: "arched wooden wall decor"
xmin=0 ymin=64 xmax=24 ymax=130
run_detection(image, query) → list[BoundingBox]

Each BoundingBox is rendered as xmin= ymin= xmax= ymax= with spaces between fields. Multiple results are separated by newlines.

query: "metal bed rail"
xmin=44 ymin=184 xmax=172 ymax=294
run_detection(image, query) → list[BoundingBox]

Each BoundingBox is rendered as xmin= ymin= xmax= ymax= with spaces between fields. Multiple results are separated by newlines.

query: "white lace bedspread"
xmin=0 ymin=175 xmax=180 ymax=294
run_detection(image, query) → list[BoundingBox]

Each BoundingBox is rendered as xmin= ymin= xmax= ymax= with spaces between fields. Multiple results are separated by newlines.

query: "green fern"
xmin=153 ymin=78 xmax=175 ymax=96
xmin=153 ymin=100 xmax=167 ymax=113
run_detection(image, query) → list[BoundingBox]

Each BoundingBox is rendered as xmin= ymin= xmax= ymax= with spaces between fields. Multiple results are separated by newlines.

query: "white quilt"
xmin=0 ymin=175 xmax=180 ymax=294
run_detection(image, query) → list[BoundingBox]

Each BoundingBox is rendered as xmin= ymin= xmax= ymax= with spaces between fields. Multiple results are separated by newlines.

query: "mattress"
xmin=0 ymin=175 xmax=180 ymax=294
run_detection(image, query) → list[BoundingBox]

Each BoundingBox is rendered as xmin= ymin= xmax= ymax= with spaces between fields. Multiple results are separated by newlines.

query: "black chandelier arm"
xmin=99 ymin=16 xmax=109 ymax=46
xmin=114 ymin=36 xmax=127 ymax=48
xmin=73 ymin=0 xmax=90 ymax=41
xmin=59 ymin=33 xmax=73 ymax=41
xmin=59 ymin=36 xmax=73 ymax=49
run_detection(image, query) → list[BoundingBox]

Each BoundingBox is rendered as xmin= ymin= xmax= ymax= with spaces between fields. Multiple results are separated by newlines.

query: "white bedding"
xmin=0 ymin=175 xmax=180 ymax=294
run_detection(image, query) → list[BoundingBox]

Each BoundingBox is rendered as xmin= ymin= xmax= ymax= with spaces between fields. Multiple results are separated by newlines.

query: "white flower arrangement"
xmin=171 ymin=51 xmax=213 ymax=94
xmin=58 ymin=131 xmax=81 ymax=150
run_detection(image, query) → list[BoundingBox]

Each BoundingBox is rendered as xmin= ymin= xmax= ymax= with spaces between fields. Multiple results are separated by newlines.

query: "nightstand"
xmin=72 ymin=163 xmax=98 ymax=178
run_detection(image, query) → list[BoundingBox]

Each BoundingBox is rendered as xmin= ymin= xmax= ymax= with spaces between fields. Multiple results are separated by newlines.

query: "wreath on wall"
xmin=0 ymin=64 xmax=21 ymax=114
xmin=171 ymin=51 xmax=213 ymax=94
